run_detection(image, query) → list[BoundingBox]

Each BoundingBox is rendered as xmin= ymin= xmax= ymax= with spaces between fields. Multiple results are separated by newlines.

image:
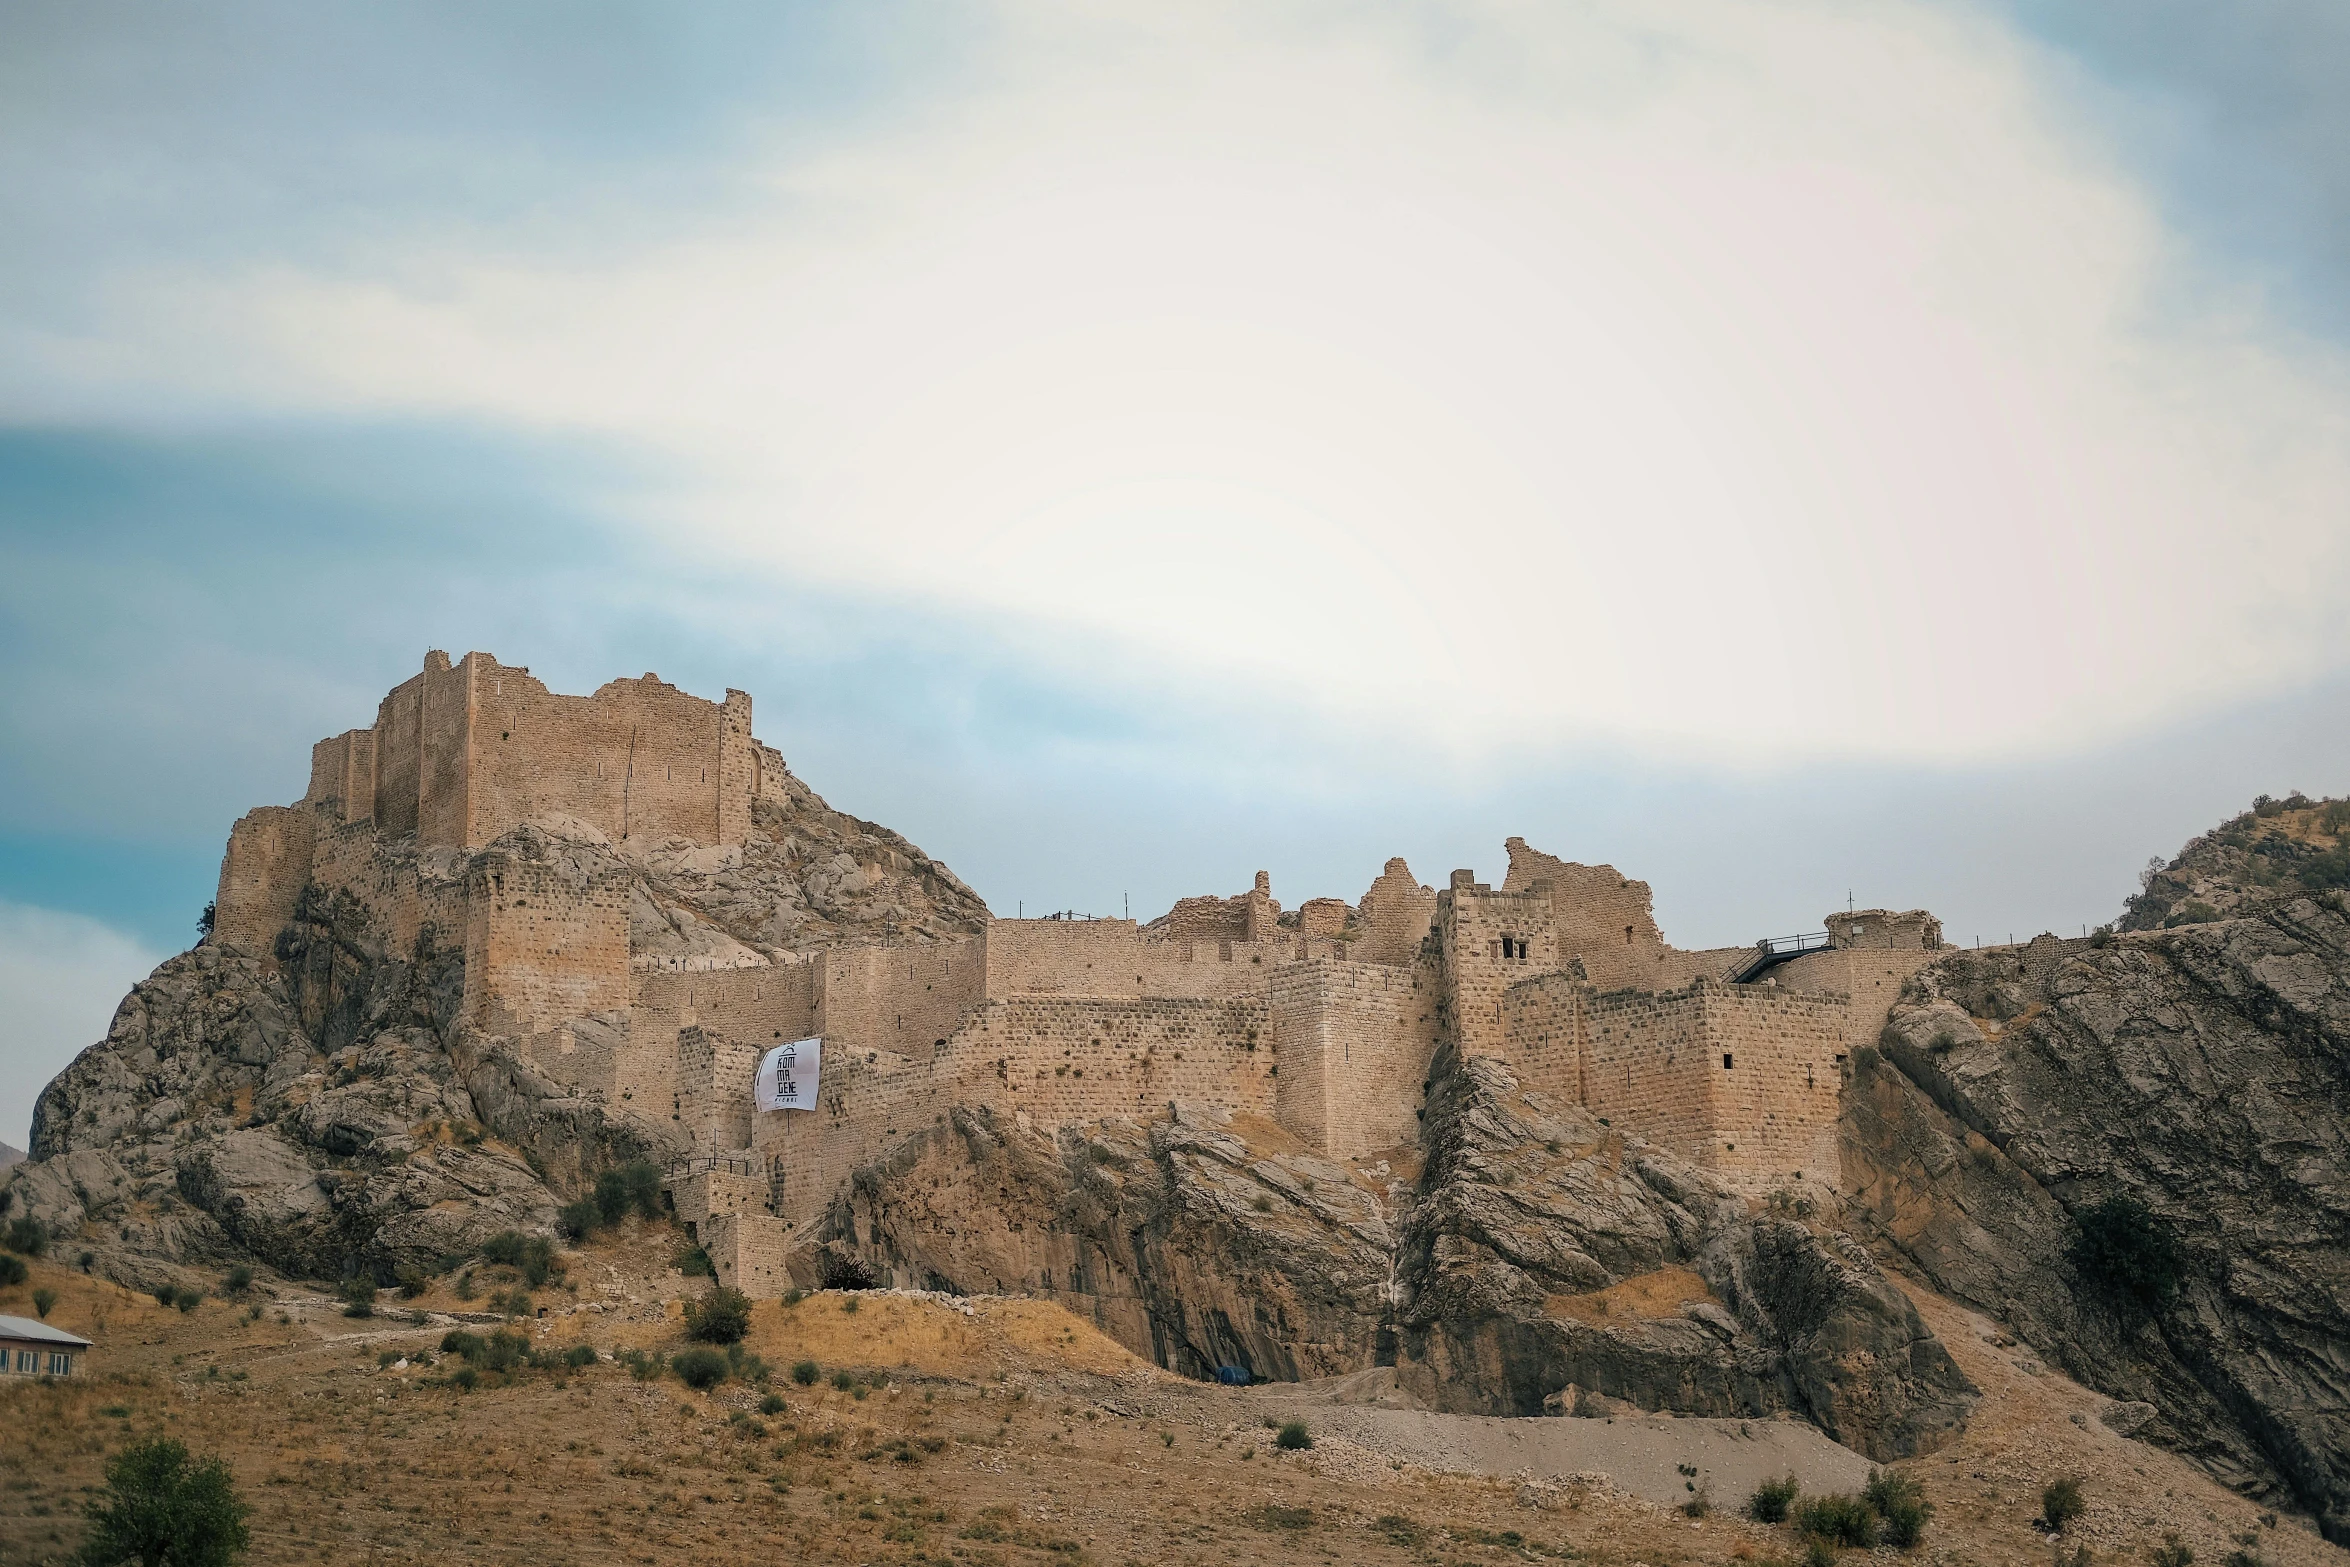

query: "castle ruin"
xmin=217 ymin=653 xmax=1950 ymax=1296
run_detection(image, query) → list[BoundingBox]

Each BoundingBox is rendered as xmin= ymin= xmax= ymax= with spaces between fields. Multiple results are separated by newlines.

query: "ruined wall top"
xmin=306 ymin=650 xmax=757 ymax=850
xmin=1825 ymin=909 xmax=1944 ymax=950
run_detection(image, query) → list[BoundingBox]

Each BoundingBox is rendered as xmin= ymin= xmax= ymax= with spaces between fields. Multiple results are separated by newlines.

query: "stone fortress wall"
xmin=211 ymin=651 xmax=1955 ymax=1294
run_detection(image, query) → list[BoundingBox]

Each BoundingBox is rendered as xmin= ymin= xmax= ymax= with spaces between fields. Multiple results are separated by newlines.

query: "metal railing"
xmin=1726 ymin=930 xmax=1832 ymax=983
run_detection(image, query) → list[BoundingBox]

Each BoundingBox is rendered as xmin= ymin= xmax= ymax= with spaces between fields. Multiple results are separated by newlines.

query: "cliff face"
xmin=812 ymin=1056 xmax=1976 ymax=1461
xmin=7 ymin=768 xmax=988 ymax=1293
xmin=1841 ymin=896 xmax=2350 ymax=1540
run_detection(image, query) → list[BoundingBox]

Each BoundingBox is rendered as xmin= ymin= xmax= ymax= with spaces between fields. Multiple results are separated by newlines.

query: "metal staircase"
xmin=1725 ymin=930 xmax=1831 ymax=983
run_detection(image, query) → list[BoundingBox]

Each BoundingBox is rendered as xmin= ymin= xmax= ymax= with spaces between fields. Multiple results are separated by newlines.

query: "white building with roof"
xmin=0 ymin=1314 xmax=90 ymax=1377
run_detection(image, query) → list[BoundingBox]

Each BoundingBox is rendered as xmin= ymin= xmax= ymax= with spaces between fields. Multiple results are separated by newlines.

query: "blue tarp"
xmin=1214 ymin=1364 xmax=1251 ymax=1386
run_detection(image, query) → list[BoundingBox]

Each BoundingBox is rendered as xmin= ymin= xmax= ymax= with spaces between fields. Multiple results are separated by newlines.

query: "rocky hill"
xmin=3 ymin=768 xmax=987 ymax=1296
xmin=2122 ymin=791 xmax=2350 ymax=930
xmin=1843 ymin=890 xmax=2350 ymax=1541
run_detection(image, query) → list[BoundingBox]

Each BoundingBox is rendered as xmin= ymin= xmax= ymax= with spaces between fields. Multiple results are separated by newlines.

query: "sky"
xmin=3 ymin=0 xmax=2349 ymax=1147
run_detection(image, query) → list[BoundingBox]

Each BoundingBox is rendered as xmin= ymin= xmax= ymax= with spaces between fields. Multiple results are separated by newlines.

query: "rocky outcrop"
xmin=816 ymin=1102 xmax=1397 ymax=1381
xmin=10 ymin=917 xmax=627 ymax=1289
xmin=1397 ymin=1056 xmax=1974 ymax=1460
xmin=1844 ymin=898 xmax=2350 ymax=1540
xmin=813 ymin=1056 xmax=1973 ymax=1461
xmin=2121 ymin=794 xmax=2350 ymax=931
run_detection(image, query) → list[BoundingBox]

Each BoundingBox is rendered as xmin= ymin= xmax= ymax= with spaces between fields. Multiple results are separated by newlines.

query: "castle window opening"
xmin=1722 ymin=1053 xmax=1734 ymax=1069
xmin=1625 ymin=925 xmax=1634 ymax=944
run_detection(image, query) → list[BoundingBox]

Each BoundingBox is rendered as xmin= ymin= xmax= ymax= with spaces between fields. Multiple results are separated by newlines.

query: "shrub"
xmin=338 ymin=1277 xmax=376 ymax=1318
xmin=2151 ymin=1532 xmax=2196 ymax=1567
xmin=453 ymin=1268 xmax=477 ymax=1301
xmin=593 ymin=1161 xmax=664 ymax=1224
xmin=563 ymin=1344 xmax=597 ymax=1369
xmin=556 ymin=1198 xmax=601 ymax=1241
xmin=32 ymin=1287 xmax=56 ymax=1319
xmin=781 ymin=1288 xmax=805 ymax=1307
xmin=490 ymin=1286 xmax=534 ymax=1319
xmin=174 ymin=1288 xmax=202 ymax=1314
xmin=439 ymin=1329 xmax=483 ymax=1360
xmin=674 ymin=1245 xmax=715 ymax=1278
xmin=393 ymin=1263 xmax=430 ymax=1299
xmin=0 ymin=1254 xmax=25 ymax=1287
xmin=151 ymin=1285 xmax=177 ymax=1309
xmin=832 ymin=1369 xmax=857 ymax=1391
xmin=479 ymin=1330 xmax=526 ymax=1373
xmin=5 ymin=1216 xmax=49 ymax=1256
xmin=840 ymin=1295 xmax=859 ymax=1315
xmin=1803 ymin=1535 xmax=1839 ymax=1567
xmin=2041 ymin=1476 xmax=2087 ymax=1532
xmin=2072 ymin=1196 xmax=2185 ymax=1312
xmin=449 ymin=1364 xmax=478 ymax=1392
xmin=1748 ymin=1476 xmax=1800 ymax=1523
xmin=1251 ymin=1195 xmax=1273 ymax=1213
xmin=1794 ymin=1493 xmax=1881 ymax=1549
xmin=791 ymin=1359 xmax=820 ymax=1386
xmin=685 ymin=1286 xmax=753 ymax=1345
xmin=1864 ymin=1469 xmax=1932 ymax=1548
xmin=759 ymin=1391 xmax=787 ymax=1415
xmin=673 ymin=1347 xmax=729 ymax=1390
xmin=1274 ymin=1421 xmax=1313 ymax=1451
xmin=77 ymin=1436 xmax=250 ymax=1567
xmin=223 ymin=1264 xmax=253 ymax=1294
xmin=620 ymin=1349 xmax=664 ymax=1381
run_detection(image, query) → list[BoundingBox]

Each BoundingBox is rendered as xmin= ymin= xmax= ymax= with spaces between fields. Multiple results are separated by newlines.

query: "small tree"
xmin=672 ymin=1347 xmax=728 ymax=1390
xmin=77 ymin=1435 xmax=250 ymax=1567
xmin=2072 ymin=1197 xmax=2185 ymax=1313
xmin=197 ymin=902 xmax=217 ymax=941
xmin=340 ymin=1278 xmax=377 ymax=1318
xmin=5 ymin=1216 xmax=49 ymax=1256
xmin=685 ymin=1286 xmax=753 ymax=1345
xmin=33 ymin=1286 xmax=56 ymax=1319
xmin=2041 ymin=1476 xmax=2087 ymax=1533
xmin=791 ymin=1359 xmax=820 ymax=1386
xmin=1864 ymin=1469 xmax=1932 ymax=1549
xmin=1747 ymin=1476 xmax=1800 ymax=1523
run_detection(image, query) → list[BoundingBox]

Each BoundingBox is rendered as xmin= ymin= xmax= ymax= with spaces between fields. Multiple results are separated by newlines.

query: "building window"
xmin=14 ymin=1349 xmax=29 ymax=1373
xmin=48 ymin=1351 xmax=70 ymax=1375
xmin=1624 ymin=925 xmax=1634 ymax=944
xmin=1722 ymin=1052 xmax=1734 ymax=1069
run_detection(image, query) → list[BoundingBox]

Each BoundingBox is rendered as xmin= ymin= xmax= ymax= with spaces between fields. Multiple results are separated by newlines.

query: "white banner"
xmin=754 ymin=1036 xmax=822 ymax=1113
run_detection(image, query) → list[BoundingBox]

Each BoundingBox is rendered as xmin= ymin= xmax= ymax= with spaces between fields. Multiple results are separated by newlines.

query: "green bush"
xmin=2041 ymin=1476 xmax=2086 ymax=1532
xmin=792 ymin=1359 xmax=820 ymax=1386
xmin=620 ymin=1349 xmax=664 ymax=1381
xmin=449 ymin=1364 xmax=478 ymax=1392
xmin=1274 ymin=1421 xmax=1313 ymax=1451
xmin=832 ymin=1369 xmax=857 ymax=1391
xmin=174 ymin=1288 xmax=202 ymax=1314
xmin=439 ymin=1329 xmax=483 ymax=1360
xmin=0 ymin=1254 xmax=26 ymax=1287
xmin=1747 ymin=1475 xmax=1800 ymax=1523
xmin=1803 ymin=1535 xmax=1839 ymax=1567
xmin=77 ymin=1435 xmax=251 ymax=1567
xmin=563 ymin=1344 xmax=597 ymax=1369
xmin=594 ymin=1161 xmax=665 ymax=1225
xmin=340 ymin=1277 xmax=377 ymax=1318
xmin=674 ymin=1245 xmax=715 ymax=1278
xmin=481 ymin=1231 xmax=560 ymax=1287
xmin=673 ymin=1347 xmax=729 ymax=1390
xmin=151 ymin=1284 xmax=177 ymax=1308
xmin=556 ymin=1198 xmax=601 ymax=1241
xmin=2151 ymin=1532 xmax=2196 ymax=1567
xmin=1794 ymin=1493 xmax=1881 ymax=1549
xmin=2073 ymin=1196 xmax=2185 ymax=1312
xmin=1864 ymin=1469 xmax=1932 ymax=1548
xmin=782 ymin=1287 xmax=805 ymax=1307
xmin=685 ymin=1286 xmax=753 ymax=1345
xmin=32 ymin=1286 xmax=56 ymax=1319
xmin=222 ymin=1265 xmax=253 ymax=1295
xmin=6 ymin=1216 xmax=49 ymax=1256
xmin=759 ymin=1391 xmax=787 ymax=1415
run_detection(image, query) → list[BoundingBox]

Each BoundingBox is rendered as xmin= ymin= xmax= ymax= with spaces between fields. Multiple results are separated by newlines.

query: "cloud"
xmin=8 ymin=0 xmax=2350 ymax=766
xmin=0 ymin=901 xmax=161 ymax=1149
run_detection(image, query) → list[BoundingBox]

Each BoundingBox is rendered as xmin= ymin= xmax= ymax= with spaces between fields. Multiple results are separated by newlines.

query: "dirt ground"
xmin=1 ymin=1222 xmax=2340 ymax=1567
